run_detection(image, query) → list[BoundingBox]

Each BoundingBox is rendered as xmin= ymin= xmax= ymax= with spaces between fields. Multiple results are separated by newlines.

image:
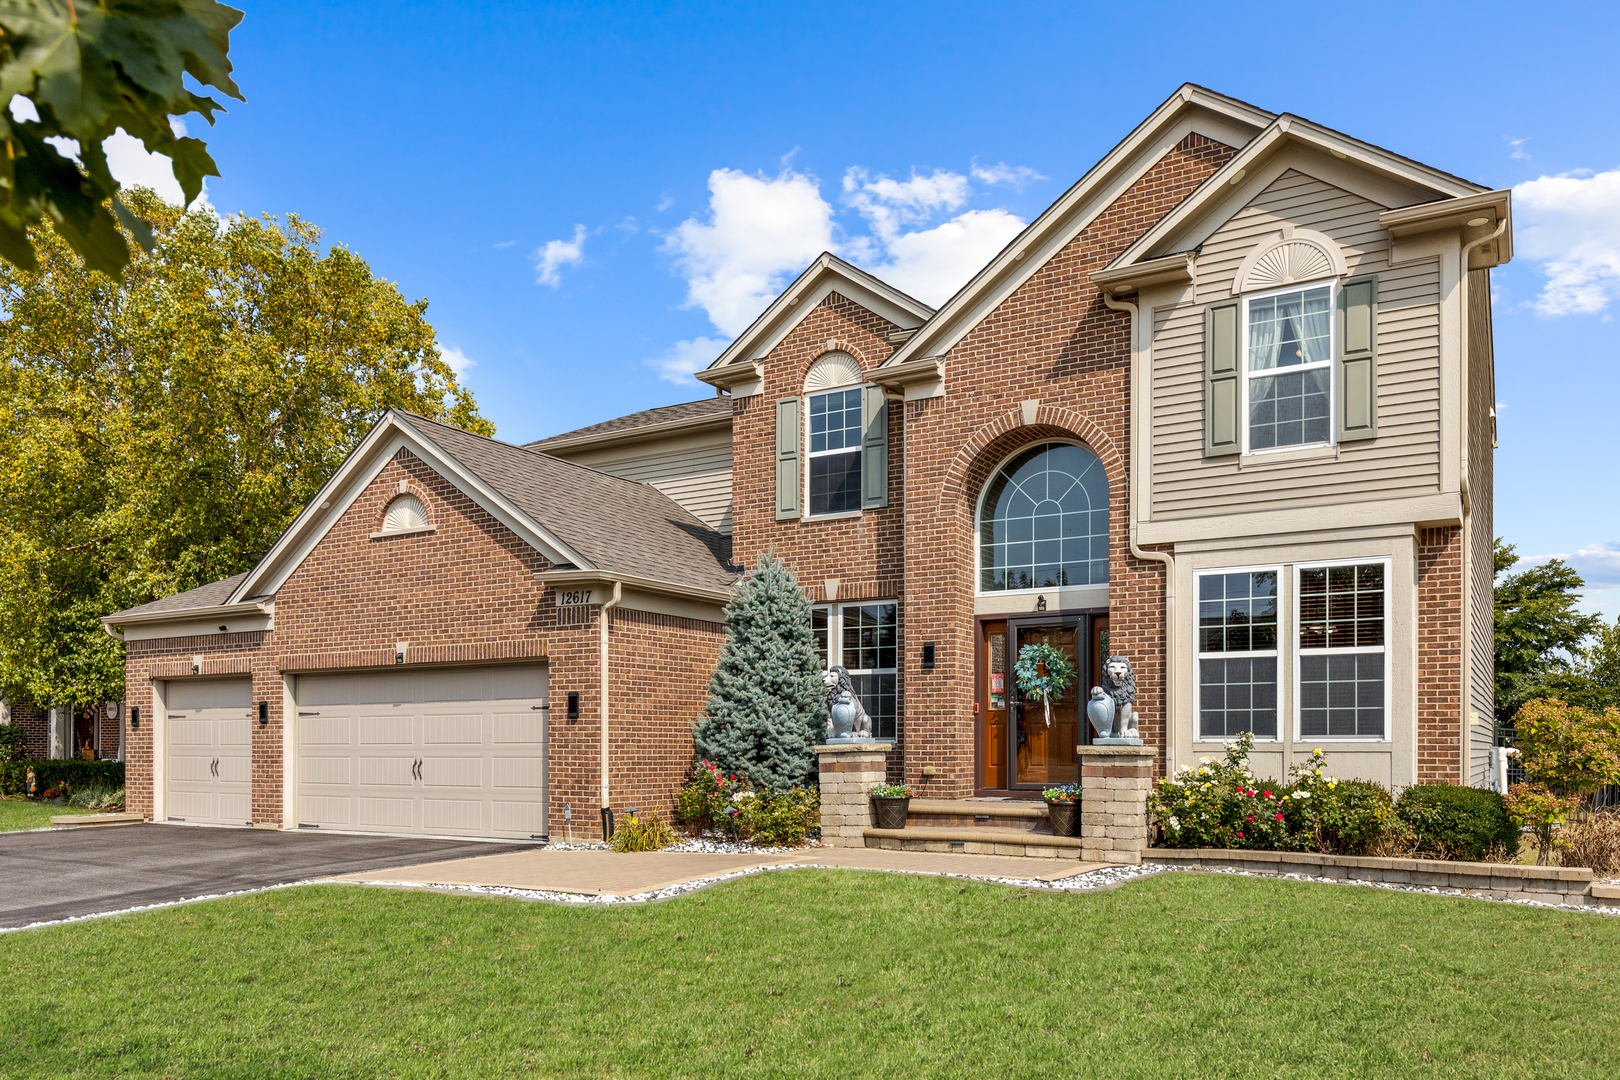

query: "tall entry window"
xmin=812 ymin=602 xmax=898 ymax=740
xmin=978 ymin=442 xmax=1109 ymax=592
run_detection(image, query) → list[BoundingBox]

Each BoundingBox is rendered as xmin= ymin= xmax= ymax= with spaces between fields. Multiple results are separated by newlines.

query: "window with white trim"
xmin=1244 ymin=283 xmax=1333 ymax=452
xmin=1196 ymin=568 xmax=1279 ymax=740
xmin=807 ymin=387 xmax=863 ymax=515
xmin=1297 ymin=561 xmax=1387 ymax=739
xmin=811 ymin=602 xmax=898 ymax=740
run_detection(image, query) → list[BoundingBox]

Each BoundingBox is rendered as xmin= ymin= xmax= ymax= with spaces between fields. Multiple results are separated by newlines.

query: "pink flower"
xmin=1274 ymin=812 xmax=1283 ymax=821
xmin=1237 ymin=832 xmax=1245 ymax=838
xmin=1246 ymin=816 xmax=1254 ymax=822
xmin=1263 ymin=791 xmax=1273 ymax=799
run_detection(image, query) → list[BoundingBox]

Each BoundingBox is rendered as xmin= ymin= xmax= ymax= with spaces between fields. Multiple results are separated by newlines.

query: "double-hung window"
xmin=811 ymin=602 xmax=898 ymax=739
xmin=807 ymin=387 xmax=864 ymax=515
xmin=1297 ymin=561 xmax=1387 ymax=740
xmin=1244 ymin=283 xmax=1333 ymax=452
xmin=1196 ymin=568 xmax=1280 ymax=740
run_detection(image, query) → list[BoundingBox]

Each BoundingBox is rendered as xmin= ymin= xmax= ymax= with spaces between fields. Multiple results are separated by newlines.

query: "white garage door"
xmin=166 ymin=678 xmax=254 ymax=826
xmin=295 ymin=665 xmax=548 ymax=840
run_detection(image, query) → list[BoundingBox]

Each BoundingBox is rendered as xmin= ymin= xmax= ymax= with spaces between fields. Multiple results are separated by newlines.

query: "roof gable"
xmin=883 ymin=84 xmax=1273 ymax=367
xmin=697 ymin=253 xmax=933 ymax=393
xmin=1102 ymin=114 xmax=1491 ymax=280
xmin=225 ymin=411 xmax=735 ymax=606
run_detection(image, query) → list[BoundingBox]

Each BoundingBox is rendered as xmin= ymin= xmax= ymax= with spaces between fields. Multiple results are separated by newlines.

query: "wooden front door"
xmin=979 ymin=612 xmax=1108 ymax=791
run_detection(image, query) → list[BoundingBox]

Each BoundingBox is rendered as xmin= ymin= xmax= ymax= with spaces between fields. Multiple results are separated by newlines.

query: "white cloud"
xmin=438 ymin=345 xmax=475 ymax=377
xmin=654 ymin=191 xmax=675 ymax=212
xmin=843 ymin=167 xmax=971 ymax=244
xmin=971 ymin=160 xmax=1046 ymax=191
xmin=534 ymin=224 xmax=587 ymax=287
xmin=865 ymin=208 xmax=1026 ymax=306
xmin=647 ymin=336 xmax=730 ymax=385
xmin=664 ymin=168 xmax=835 ymax=337
xmin=1513 ymin=168 xmax=1620 ymax=316
xmin=1505 ymin=137 xmax=1532 ymax=162
xmin=8 ymin=97 xmax=209 ymax=209
xmin=492 ymin=239 xmax=515 ymax=249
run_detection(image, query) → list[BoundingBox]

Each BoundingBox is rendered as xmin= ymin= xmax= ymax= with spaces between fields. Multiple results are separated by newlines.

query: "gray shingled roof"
xmin=402 ymin=412 xmax=737 ymax=593
xmin=526 ymin=396 xmax=731 ymax=449
xmin=106 ymin=572 xmax=251 ymax=620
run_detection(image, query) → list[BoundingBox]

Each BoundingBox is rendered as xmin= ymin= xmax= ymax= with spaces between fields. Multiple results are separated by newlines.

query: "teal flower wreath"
xmin=1014 ymin=643 xmax=1076 ymax=728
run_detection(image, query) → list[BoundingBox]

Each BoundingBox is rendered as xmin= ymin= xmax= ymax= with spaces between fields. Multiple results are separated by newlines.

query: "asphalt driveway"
xmin=0 ymin=824 xmax=533 ymax=929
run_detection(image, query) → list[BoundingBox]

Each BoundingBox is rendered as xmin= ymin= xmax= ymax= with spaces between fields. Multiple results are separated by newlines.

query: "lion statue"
xmin=1100 ymin=655 xmax=1138 ymax=741
xmin=823 ymin=666 xmax=873 ymax=740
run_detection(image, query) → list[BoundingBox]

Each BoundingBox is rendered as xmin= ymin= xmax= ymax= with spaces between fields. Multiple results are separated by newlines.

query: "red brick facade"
xmin=1417 ymin=526 xmax=1463 ymax=783
xmin=123 ymin=448 xmax=722 ymax=838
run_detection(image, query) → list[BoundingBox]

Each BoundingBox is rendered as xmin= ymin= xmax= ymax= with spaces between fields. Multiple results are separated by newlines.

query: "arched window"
xmin=381 ymin=493 xmax=429 ymax=533
xmin=978 ymin=442 xmax=1108 ymax=592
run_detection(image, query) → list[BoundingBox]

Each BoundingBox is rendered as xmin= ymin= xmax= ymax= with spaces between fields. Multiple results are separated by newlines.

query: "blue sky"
xmin=111 ymin=2 xmax=1620 ymax=615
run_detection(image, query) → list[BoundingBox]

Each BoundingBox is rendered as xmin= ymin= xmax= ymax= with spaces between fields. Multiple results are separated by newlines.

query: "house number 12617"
xmin=556 ymin=589 xmax=595 ymax=607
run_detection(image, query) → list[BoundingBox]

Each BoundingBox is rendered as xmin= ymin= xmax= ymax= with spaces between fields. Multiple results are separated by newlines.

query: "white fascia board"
xmin=884 ymin=87 xmax=1274 ymax=368
xmin=534 ymin=411 xmax=732 ymax=455
xmin=229 ymin=414 xmax=591 ymax=603
xmin=1108 ymin=117 xmax=1486 ymax=273
xmin=704 ymin=254 xmax=934 ymax=376
xmin=1138 ymin=491 xmax=1463 ymax=546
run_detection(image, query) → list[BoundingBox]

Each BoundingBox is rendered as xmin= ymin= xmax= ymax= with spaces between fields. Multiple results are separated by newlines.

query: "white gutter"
xmin=101 ymin=599 xmax=274 ymax=638
xmin=599 ymin=580 xmax=623 ymax=818
xmin=1456 ymin=215 xmax=1509 ymax=784
xmin=1102 ymin=290 xmax=1176 ymax=774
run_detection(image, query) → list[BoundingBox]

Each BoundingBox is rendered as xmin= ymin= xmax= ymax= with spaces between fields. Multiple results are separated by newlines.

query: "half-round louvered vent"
xmin=381 ymin=494 xmax=428 ymax=532
xmin=803 ymin=351 xmax=863 ymax=391
xmin=1231 ymin=228 xmax=1349 ymax=296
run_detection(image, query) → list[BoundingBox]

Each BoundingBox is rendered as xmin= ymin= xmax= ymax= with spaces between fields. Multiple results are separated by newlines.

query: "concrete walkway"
xmin=335 ymin=845 xmax=1108 ymax=897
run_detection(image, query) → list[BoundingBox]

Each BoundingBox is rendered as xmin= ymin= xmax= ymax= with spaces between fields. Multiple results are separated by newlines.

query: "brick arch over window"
xmin=938 ymin=404 xmax=1126 ymax=522
xmin=798 ymin=338 xmax=873 ymax=384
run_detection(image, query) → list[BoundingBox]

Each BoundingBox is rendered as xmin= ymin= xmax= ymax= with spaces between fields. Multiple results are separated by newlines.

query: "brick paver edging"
xmin=1144 ymin=848 xmax=1618 ymax=909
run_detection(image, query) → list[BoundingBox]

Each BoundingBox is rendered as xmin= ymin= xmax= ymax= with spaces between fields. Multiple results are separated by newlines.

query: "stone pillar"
xmin=815 ymin=742 xmax=890 ymax=848
xmin=1078 ymin=744 xmax=1156 ymax=864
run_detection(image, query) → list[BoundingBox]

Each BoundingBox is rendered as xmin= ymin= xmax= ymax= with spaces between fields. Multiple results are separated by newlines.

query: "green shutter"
xmin=1204 ymin=300 xmax=1241 ymax=457
xmin=861 ymin=385 xmax=888 ymax=509
xmin=1337 ymin=275 xmax=1378 ymax=442
xmin=775 ymin=397 xmax=800 ymax=520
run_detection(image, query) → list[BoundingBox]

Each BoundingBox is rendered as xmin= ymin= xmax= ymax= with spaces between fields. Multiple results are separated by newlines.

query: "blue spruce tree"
xmin=693 ymin=555 xmax=825 ymax=788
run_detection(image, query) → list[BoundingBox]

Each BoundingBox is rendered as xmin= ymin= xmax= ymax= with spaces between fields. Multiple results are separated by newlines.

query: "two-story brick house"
xmin=105 ymin=85 xmax=1508 ymax=841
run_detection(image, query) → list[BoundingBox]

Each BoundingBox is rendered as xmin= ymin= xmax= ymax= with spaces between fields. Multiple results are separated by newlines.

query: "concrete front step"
xmin=905 ymin=798 xmax=1050 ymax=833
xmin=864 ymin=825 xmax=1087 ymax=860
xmin=52 ymin=812 xmax=142 ymax=829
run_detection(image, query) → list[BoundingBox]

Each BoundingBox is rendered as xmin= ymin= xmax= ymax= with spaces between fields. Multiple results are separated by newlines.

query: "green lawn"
xmin=0 ymin=796 xmax=90 ymax=832
xmin=3 ymin=870 xmax=1616 ymax=1079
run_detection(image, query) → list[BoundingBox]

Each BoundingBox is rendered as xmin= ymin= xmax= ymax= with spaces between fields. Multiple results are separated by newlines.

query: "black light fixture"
xmin=258 ymin=700 xmax=269 ymax=726
xmin=600 ymin=807 xmax=615 ymax=840
xmin=1036 ymin=595 xmax=1048 ymax=612
xmin=921 ymin=642 xmax=936 ymax=669
xmin=130 ymin=706 xmax=140 ymax=729
xmin=567 ymin=692 xmax=580 ymax=720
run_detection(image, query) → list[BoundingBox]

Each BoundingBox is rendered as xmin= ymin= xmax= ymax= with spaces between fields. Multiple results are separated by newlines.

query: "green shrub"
xmin=0 ymin=759 xmax=124 ymax=797
xmin=740 ymin=786 xmax=819 ymax=846
xmin=1151 ymin=733 xmax=1289 ymax=849
xmin=0 ymin=724 xmax=28 ymax=763
xmin=610 ymin=810 xmax=678 ymax=852
xmin=1397 ymin=784 xmax=1519 ymax=861
xmin=67 ymin=785 xmax=125 ymax=810
xmin=677 ymin=760 xmax=746 ymax=832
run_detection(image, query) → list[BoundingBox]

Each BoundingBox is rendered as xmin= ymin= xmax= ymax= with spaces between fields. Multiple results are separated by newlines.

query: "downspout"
xmin=599 ymin=580 xmax=623 ymax=820
xmin=1455 ymin=217 xmax=1509 ymax=784
xmin=1101 ymin=289 xmax=1177 ymax=775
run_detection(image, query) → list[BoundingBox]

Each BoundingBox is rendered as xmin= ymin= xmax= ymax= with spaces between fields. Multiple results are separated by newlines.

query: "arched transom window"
xmin=978 ymin=442 xmax=1108 ymax=592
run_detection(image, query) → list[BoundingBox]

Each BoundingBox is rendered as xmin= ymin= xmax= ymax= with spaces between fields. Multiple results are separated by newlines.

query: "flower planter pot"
xmin=872 ymin=795 xmax=910 ymax=830
xmin=1047 ymin=799 xmax=1080 ymax=837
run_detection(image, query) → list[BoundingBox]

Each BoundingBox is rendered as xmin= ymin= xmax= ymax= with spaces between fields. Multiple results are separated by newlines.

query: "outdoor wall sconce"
xmin=566 ymin=692 xmax=580 ymax=721
xmin=258 ymin=700 xmax=269 ymax=726
xmin=130 ymin=706 xmax=140 ymax=729
xmin=1036 ymin=595 xmax=1048 ymax=612
xmin=191 ymin=663 xmax=200 ymax=674
xmin=921 ymin=642 xmax=936 ymax=669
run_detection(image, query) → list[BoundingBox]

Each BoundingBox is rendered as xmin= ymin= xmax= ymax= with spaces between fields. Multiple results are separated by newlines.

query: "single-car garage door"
xmin=166 ymin=678 xmax=254 ymax=826
xmin=295 ymin=665 xmax=548 ymax=840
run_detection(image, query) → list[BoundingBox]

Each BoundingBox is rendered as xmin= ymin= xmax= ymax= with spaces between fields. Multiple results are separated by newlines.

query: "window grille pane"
xmin=1299 ymin=653 xmax=1384 ymax=738
xmin=1198 ymin=657 xmax=1278 ymax=739
xmin=841 ymin=604 xmax=898 ymax=672
xmin=979 ymin=442 xmax=1109 ymax=591
xmin=1300 ymin=563 xmax=1384 ymax=649
xmin=807 ymin=388 xmax=862 ymax=454
xmin=1196 ymin=571 xmax=1278 ymax=653
xmin=811 ymin=607 xmax=829 ymax=668
xmin=1249 ymin=369 xmax=1330 ymax=449
xmin=809 ymin=450 xmax=862 ymax=515
xmin=850 ymin=672 xmax=897 ymax=740
xmin=1248 ymin=286 xmax=1332 ymax=372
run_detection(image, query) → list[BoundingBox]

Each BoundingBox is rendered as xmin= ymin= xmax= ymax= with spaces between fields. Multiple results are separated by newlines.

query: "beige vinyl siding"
xmin=1151 ymin=170 xmax=1443 ymax=520
xmin=1467 ymin=268 xmax=1497 ymax=784
xmin=546 ymin=428 xmax=734 ymax=535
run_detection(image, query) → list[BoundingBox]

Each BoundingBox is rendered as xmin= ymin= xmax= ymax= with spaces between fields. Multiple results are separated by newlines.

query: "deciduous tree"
xmin=1493 ymin=539 xmax=1602 ymax=725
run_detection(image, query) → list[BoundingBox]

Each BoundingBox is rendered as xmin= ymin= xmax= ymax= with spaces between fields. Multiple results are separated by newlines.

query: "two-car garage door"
xmin=295 ymin=664 xmax=549 ymax=841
